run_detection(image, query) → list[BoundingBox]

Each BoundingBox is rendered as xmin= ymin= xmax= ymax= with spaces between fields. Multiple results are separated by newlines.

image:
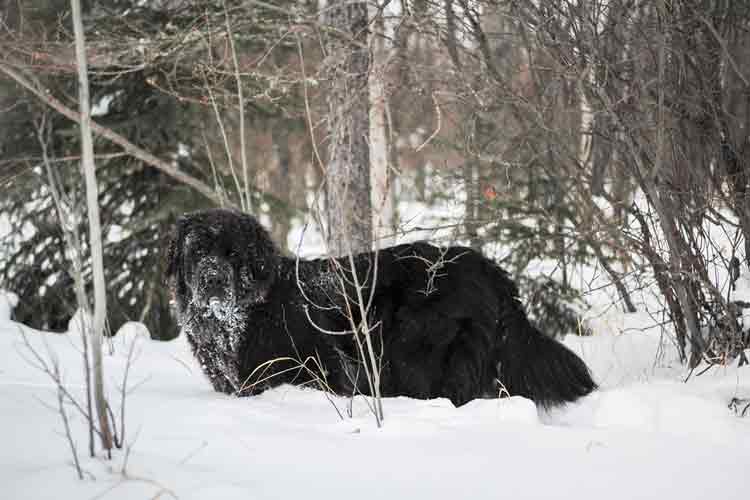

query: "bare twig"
xmin=16 ymin=325 xmax=106 ymax=448
xmin=224 ymin=0 xmax=252 ymax=212
xmin=295 ymin=31 xmax=326 ymax=174
xmin=203 ymin=66 xmax=245 ymax=210
xmin=415 ymin=91 xmax=442 ymax=152
xmin=36 ymin=114 xmax=98 ymax=457
xmin=54 ymin=361 xmax=84 ymax=480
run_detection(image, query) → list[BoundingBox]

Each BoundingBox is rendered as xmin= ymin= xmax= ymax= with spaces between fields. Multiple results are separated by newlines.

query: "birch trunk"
xmin=70 ymin=0 xmax=113 ymax=453
xmin=369 ymin=8 xmax=394 ymax=246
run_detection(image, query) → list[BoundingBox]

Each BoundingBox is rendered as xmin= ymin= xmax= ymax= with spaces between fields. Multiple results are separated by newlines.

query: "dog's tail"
xmin=495 ymin=299 xmax=597 ymax=407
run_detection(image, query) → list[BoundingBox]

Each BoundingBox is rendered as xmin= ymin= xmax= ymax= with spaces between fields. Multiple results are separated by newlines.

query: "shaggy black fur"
xmin=166 ymin=209 xmax=596 ymax=407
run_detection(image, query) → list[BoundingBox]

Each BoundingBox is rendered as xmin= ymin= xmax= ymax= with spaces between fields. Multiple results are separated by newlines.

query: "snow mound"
xmin=66 ymin=308 xmax=92 ymax=335
xmin=0 ymin=290 xmax=18 ymax=321
xmin=114 ymin=320 xmax=151 ymax=340
xmin=2 ymin=316 xmax=750 ymax=500
xmin=495 ymin=396 xmax=540 ymax=424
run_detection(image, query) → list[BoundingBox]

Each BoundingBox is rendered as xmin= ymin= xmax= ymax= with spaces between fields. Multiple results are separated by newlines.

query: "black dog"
xmin=166 ymin=209 xmax=596 ymax=407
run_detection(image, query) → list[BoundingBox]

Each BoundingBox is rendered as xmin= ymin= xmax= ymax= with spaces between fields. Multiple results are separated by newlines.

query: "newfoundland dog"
xmin=166 ymin=208 xmax=596 ymax=407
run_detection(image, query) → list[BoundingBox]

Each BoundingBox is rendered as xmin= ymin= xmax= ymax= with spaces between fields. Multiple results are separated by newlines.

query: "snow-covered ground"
xmin=2 ymin=191 xmax=750 ymax=499
xmin=1 ymin=294 xmax=749 ymax=499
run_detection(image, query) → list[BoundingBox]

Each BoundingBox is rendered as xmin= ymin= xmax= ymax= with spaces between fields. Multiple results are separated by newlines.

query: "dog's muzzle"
xmin=201 ymin=267 xmax=230 ymax=300
xmin=193 ymin=257 xmax=234 ymax=305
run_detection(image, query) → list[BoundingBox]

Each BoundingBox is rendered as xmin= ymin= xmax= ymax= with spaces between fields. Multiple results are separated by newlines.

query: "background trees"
xmin=1 ymin=1 xmax=748 ymax=366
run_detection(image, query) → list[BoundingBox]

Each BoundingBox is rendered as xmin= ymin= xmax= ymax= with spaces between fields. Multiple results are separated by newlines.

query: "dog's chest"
xmin=183 ymin=318 xmax=244 ymax=394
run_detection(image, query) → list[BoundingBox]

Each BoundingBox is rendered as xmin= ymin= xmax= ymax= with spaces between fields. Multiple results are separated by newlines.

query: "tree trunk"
xmin=271 ymin=122 xmax=292 ymax=248
xmin=71 ymin=0 xmax=113 ymax=454
xmin=369 ymin=7 xmax=394 ymax=247
xmin=324 ymin=1 xmax=372 ymax=256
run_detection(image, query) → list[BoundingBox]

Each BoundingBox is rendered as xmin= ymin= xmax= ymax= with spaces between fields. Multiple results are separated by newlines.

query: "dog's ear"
xmin=165 ymin=215 xmax=187 ymax=288
xmin=231 ymin=213 xmax=281 ymax=303
xmin=253 ymin=224 xmax=280 ymax=270
xmin=235 ymin=213 xmax=280 ymax=270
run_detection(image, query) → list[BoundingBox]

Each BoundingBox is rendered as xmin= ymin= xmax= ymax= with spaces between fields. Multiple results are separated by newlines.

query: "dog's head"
xmin=166 ymin=209 xmax=280 ymax=324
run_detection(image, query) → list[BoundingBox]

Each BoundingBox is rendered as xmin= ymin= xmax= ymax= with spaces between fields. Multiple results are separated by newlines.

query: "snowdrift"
xmin=1 ymin=313 xmax=748 ymax=500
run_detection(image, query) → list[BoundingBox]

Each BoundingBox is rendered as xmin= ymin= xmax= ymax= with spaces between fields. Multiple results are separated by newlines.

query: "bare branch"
xmin=0 ymin=60 xmax=233 ymax=209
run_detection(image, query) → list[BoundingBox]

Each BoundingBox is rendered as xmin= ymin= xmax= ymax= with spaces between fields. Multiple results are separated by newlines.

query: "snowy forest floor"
xmin=2 ymin=198 xmax=750 ymax=499
xmin=1 ymin=298 xmax=749 ymax=499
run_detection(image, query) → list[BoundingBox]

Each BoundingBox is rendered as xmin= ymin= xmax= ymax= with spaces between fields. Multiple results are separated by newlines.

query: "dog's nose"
xmin=202 ymin=270 xmax=228 ymax=295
